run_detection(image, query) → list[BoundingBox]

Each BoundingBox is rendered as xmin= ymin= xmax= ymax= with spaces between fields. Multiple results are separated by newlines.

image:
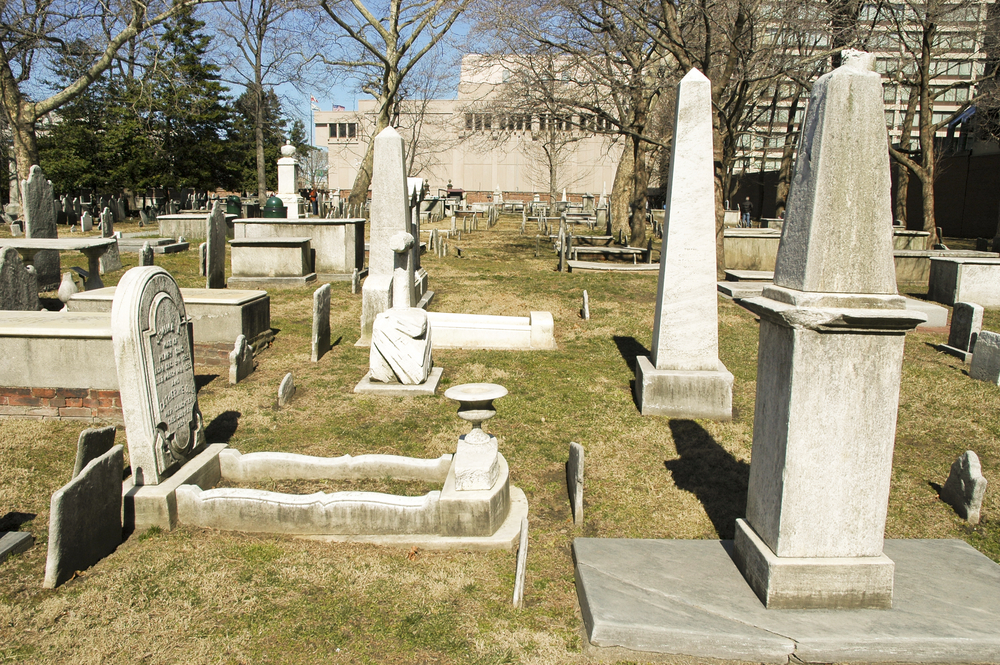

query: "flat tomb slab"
xmin=725 ymin=269 xmax=774 ymax=282
xmin=66 ymin=287 xmax=271 ymax=347
xmin=567 ymin=261 xmax=658 ymax=273
xmin=425 ymin=311 xmax=556 ymax=350
xmin=574 ymin=537 xmax=1000 ymax=663
xmin=718 ymin=281 xmax=767 ymax=299
xmin=116 ymin=238 xmax=189 ymax=254
xmin=0 ymin=311 xmax=117 ymax=389
xmin=229 ymin=237 xmax=313 ymax=280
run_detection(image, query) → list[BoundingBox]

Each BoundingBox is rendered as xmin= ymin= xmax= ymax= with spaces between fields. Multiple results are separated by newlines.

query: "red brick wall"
xmin=0 ymin=388 xmax=122 ymax=422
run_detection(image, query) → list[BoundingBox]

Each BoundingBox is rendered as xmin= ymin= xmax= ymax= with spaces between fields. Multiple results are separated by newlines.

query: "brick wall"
xmin=0 ymin=388 xmax=122 ymax=422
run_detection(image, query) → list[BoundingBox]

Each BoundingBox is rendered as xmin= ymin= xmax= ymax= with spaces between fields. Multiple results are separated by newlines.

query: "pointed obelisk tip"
xmin=840 ymin=49 xmax=876 ymax=72
xmin=681 ymin=68 xmax=710 ymax=83
xmin=376 ymin=125 xmax=401 ymax=140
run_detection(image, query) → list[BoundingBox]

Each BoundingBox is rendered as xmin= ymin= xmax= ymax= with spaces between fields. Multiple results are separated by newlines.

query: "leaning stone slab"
xmin=568 ymin=442 xmax=584 ymax=524
xmin=312 ymin=283 xmax=331 ymax=362
xmin=970 ymin=330 xmax=1000 ymax=385
xmin=0 ymin=531 xmax=34 ymax=564
xmin=229 ymin=334 xmax=254 ymax=384
xmin=43 ymin=444 xmax=123 ymax=588
xmin=73 ymin=425 xmax=116 ymax=478
xmin=0 ymin=246 xmax=39 ymax=311
xmin=939 ymin=301 xmax=984 ymax=362
xmin=513 ymin=517 xmax=528 ymax=608
xmin=940 ymin=450 xmax=988 ymax=524
xmin=20 ymin=165 xmax=59 ymax=289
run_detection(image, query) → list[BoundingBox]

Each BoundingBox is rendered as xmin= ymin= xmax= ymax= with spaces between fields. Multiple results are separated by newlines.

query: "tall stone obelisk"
xmin=733 ymin=51 xmax=925 ymax=609
xmin=635 ymin=68 xmax=733 ymax=420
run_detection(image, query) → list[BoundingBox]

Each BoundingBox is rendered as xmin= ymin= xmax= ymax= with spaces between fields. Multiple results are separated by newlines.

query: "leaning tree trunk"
xmin=610 ymin=141 xmax=633 ymax=242
xmin=628 ymin=138 xmax=649 ymax=248
xmin=347 ymin=96 xmax=393 ymax=211
xmin=10 ymin=108 xmax=38 ymax=183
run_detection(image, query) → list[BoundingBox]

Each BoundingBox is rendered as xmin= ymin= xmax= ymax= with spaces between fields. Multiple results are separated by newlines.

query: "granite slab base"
xmin=0 ymin=531 xmax=34 ymax=563
xmin=635 ymin=356 xmax=733 ymax=421
xmin=574 ymin=537 xmax=1000 ymax=663
xmin=123 ymin=443 xmax=227 ymax=531
xmin=354 ymin=367 xmax=443 ymax=396
xmin=299 ymin=486 xmax=527 ymax=551
xmin=717 ymin=281 xmax=767 ymax=299
xmin=227 ymin=273 xmax=316 ymax=288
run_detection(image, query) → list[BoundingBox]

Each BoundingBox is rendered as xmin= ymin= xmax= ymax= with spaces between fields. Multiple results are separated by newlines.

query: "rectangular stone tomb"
xmin=228 ymin=237 xmax=316 ymax=287
xmin=893 ymin=250 xmax=998 ymax=286
xmin=116 ymin=237 xmax=190 ymax=254
xmin=928 ymin=257 xmax=1000 ymax=307
xmin=424 ymin=311 xmax=556 ymax=350
xmin=723 ymin=228 xmax=782 ymax=272
xmin=233 ymin=218 xmax=365 ymax=280
xmin=67 ymin=287 xmax=271 ymax=349
xmin=157 ymin=213 xmax=236 ymax=240
xmin=160 ymin=448 xmax=527 ymax=549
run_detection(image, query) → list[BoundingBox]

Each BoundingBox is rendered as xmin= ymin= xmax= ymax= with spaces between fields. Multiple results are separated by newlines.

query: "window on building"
xmin=466 ymin=114 xmax=473 ymax=130
xmin=884 ymin=85 xmax=897 ymax=103
xmin=329 ymin=122 xmax=357 ymax=140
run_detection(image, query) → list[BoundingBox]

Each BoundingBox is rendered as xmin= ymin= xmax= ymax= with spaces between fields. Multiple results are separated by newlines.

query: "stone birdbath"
xmin=445 ymin=383 xmax=507 ymax=490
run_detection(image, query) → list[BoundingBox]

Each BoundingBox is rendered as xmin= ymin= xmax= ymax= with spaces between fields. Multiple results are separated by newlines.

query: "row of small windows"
xmin=464 ymin=113 xmax=614 ymax=133
xmin=883 ymin=84 xmax=970 ymax=103
xmin=875 ymin=58 xmax=976 ymax=77
xmin=316 ymin=122 xmax=357 ymax=140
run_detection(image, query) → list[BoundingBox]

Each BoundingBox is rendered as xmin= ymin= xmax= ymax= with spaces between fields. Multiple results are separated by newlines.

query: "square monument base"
xmin=354 ymin=367 xmax=443 ymax=396
xmin=635 ymin=355 xmax=733 ymax=420
xmin=733 ymin=518 xmax=894 ymax=610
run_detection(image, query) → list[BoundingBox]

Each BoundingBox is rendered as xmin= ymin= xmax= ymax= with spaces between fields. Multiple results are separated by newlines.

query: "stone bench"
xmin=233 ymin=217 xmax=364 ymax=280
xmin=67 ymin=287 xmax=272 ymax=361
xmin=228 ymin=237 xmax=316 ymax=287
xmin=928 ymin=257 xmax=1000 ymax=307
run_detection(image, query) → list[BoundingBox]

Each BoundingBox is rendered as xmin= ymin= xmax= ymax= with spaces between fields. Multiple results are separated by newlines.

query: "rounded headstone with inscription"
xmin=111 ymin=266 xmax=205 ymax=485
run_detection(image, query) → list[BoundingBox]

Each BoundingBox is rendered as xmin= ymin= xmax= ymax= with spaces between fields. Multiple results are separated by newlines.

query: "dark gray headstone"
xmin=970 ymin=330 xmax=1000 ymax=385
xmin=20 ymin=165 xmax=59 ymax=288
xmin=312 ymin=283 xmax=331 ymax=362
xmin=0 ymin=247 xmax=39 ymax=311
xmin=229 ymin=334 xmax=254 ymax=384
xmin=73 ymin=425 xmax=117 ymax=479
xmin=0 ymin=531 xmax=34 ymax=564
xmin=941 ymin=450 xmax=988 ymax=525
xmin=43 ymin=445 xmax=123 ymax=588
xmin=205 ymin=203 xmax=226 ymax=289
xmin=98 ymin=208 xmax=123 ymax=273
xmin=948 ymin=302 xmax=984 ymax=354
xmin=568 ymin=441 xmax=584 ymax=523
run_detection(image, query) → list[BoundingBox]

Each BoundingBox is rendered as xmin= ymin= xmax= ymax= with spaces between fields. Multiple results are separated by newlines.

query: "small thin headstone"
xmin=512 ymin=517 xmax=529 ymax=608
xmin=80 ymin=211 xmax=93 ymax=232
xmin=312 ymin=283 xmax=332 ymax=362
xmin=969 ymin=330 xmax=1000 ymax=385
xmin=198 ymin=242 xmax=207 ymax=277
xmin=582 ymin=291 xmax=590 ymax=321
xmin=278 ymin=372 xmax=295 ymax=407
xmin=949 ymin=302 xmax=984 ymax=355
xmin=229 ymin=334 xmax=255 ymax=384
xmin=140 ymin=242 xmax=154 ymax=266
xmin=568 ymin=442 xmax=584 ymax=524
xmin=0 ymin=247 xmax=40 ymax=311
xmin=940 ymin=450 xmax=988 ymax=525
xmin=20 ymin=165 xmax=59 ymax=288
xmin=43 ymin=444 xmax=123 ymax=588
xmin=98 ymin=208 xmax=123 ymax=273
xmin=72 ymin=425 xmax=116 ymax=479
xmin=139 ymin=209 xmax=149 ymax=226
xmin=205 ymin=202 xmax=226 ymax=289
xmin=351 ymin=268 xmax=360 ymax=294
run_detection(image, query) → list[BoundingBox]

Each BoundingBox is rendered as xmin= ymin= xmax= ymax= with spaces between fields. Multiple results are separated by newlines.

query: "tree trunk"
xmin=628 ymin=138 xmax=649 ymax=247
xmin=254 ymin=83 xmax=266 ymax=201
xmin=10 ymin=109 xmax=38 ymax=183
xmin=610 ymin=140 xmax=633 ymax=242
xmin=348 ymin=94 xmax=394 ymax=210
xmin=894 ymin=163 xmax=909 ymax=225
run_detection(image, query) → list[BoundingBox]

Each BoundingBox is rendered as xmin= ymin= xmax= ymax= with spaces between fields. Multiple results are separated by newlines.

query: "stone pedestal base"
xmin=635 ymin=355 xmax=733 ymax=420
xmin=354 ymin=367 xmax=443 ymax=396
xmin=733 ymin=518 xmax=894 ymax=609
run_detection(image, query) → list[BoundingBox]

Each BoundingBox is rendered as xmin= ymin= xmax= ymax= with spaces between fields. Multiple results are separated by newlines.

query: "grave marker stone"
xmin=733 ymin=51 xmax=925 ymax=610
xmin=0 ymin=247 xmax=39 ymax=311
xmin=513 ymin=517 xmax=528 ymax=608
xmin=312 ymin=283 xmax=331 ymax=362
xmin=140 ymin=242 xmax=154 ymax=266
xmin=568 ymin=442 xmax=584 ymax=523
xmin=278 ymin=372 xmax=295 ymax=406
xmin=940 ymin=450 xmax=988 ymax=525
xmin=20 ymin=165 xmax=59 ymax=289
xmin=80 ymin=211 xmax=93 ymax=232
xmin=205 ymin=202 xmax=226 ymax=288
xmin=98 ymin=208 xmax=123 ymax=273
xmin=229 ymin=334 xmax=254 ymax=384
xmin=635 ymin=69 xmax=733 ymax=420
xmin=198 ymin=242 xmax=207 ymax=277
xmin=43 ymin=444 xmax=123 ymax=588
xmin=111 ymin=266 xmax=205 ymax=485
xmin=970 ymin=330 xmax=1000 ymax=384
xmin=72 ymin=425 xmax=117 ymax=479
xmin=940 ymin=302 xmax=984 ymax=362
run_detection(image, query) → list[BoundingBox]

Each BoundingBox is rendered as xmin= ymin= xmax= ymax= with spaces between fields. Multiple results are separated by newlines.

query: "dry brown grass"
xmin=0 ymin=218 xmax=997 ymax=664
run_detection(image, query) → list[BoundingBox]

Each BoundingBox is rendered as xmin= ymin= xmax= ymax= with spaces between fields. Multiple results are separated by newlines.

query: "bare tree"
xmin=299 ymin=147 xmax=329 ymax=189
xmin=0 ymin=0 xmax=219 ymax=181
xmin=213 ymin=0 xmax=306 ymax=202
xmin=315 ymin=0 xmax=471 ymax=208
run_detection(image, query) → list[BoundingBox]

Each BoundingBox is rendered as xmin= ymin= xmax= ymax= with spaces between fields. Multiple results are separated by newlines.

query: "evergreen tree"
xmin=231 ymin=87 xmax=284 ymax=194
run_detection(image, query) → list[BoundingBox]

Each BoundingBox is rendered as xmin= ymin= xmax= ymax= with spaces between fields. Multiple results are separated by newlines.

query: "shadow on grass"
xmin=205 ymin=410 xmax=241 ymax=443
xmin=0 ymin=511 xmax=35 ymax=531
xmin=612 ymin=336 xmax=649 ymax=374
xmin=665 ymin=419 xmax=749 ymax=540
xmin=195 ymin=374 xmax=218 ymax=392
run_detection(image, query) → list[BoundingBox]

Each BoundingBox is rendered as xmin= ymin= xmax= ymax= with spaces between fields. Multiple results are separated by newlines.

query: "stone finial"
xmin=773 ymin=49 xmax=897 ymax=296
xmin=280 ymin=142 xmax=296 ymax=158
xmin=390 ymin=231 xmax=414 ymax=254
xmin=940 ymin=450 xmax=988 ymax=524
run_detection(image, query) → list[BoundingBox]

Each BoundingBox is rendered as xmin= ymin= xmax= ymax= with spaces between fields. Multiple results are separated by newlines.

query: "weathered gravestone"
xmin=940 ymin=302 xmax=985 ymax=362
xmin=733 ymin=51 xmax=926 ymax=609
xmin=98 ymin=208 xmax=123 ymax=273
xmin=970 ymin=330 xmax=1000 ymax=385
xmin=635 ymin=69 xmax=733 ymax=420
xmin=0 ymin=247 xmax=39 ymax=311
xmin=111 ymin=266 xmax=205 ymax=485
xmin=72 ymin=425 xmax=117 ymax=478
xmin=80 ymin=211 xmax=93 ymax=233
xmin=205 ymin=202 xmax=226 ymax=289
xmin=513 ymin=517 xmax=529 ymax=608
xmin=568 ymin=441 xmax=584 ymax=524
xmin=940 ymin=450 xmax=988 ymax=525
xmin=20 ymin=165 xmax=59 ymax=289
xmin=312 ymin=283 xmax=331 ymax=362
xmin=140 ymin=242 xmax=154 ymax=266
xmin=43 ymin=444 xmax=123 ymax=588
xmin=229 ymin=334 xmax=254 ymax=384
xmin=278 ymin=372 xmax=295 ymax=406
